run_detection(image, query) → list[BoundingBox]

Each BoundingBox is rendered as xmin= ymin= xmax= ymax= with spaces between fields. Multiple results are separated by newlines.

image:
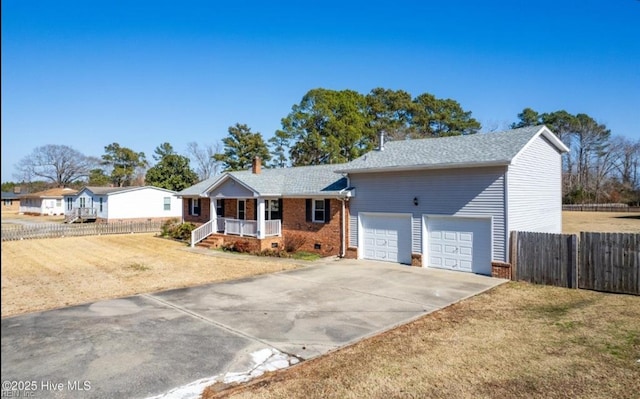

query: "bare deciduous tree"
xmin=185 ymin=141 xmax=222 ymax=180
xmin=14 ymin=145 xmax=97 ymax=187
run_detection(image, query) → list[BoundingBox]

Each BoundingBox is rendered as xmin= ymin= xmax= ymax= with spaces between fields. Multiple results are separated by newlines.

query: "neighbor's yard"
xmin=562 ymin=211 xmax=640 ymax=234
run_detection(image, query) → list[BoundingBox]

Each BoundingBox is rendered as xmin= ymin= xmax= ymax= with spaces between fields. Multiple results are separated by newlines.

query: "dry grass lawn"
xmin=1 ymin=233 xmax=300 ymax=318
xmin=563 ymin=211 xmax=640 ymax=234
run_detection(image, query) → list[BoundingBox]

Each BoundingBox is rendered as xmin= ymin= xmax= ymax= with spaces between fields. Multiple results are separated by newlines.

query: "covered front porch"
xmin=189 ymin=197 xmax=282 ymax=248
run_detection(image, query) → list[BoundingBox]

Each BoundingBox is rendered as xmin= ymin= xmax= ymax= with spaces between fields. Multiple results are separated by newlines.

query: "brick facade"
xmin=491 ymin=261 xmax=512 ymax=279
xmin=1 ymin=199 xmax=19 ymax=212
xmin=182 ymin=198 xmax=211 ymax=224
xmin=185 ymin=197 xmax=347 ymax=258
xmin=281 ymin=198 xmax=344 ymax=257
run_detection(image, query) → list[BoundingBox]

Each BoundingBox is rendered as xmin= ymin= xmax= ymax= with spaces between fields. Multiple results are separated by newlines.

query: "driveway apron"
xmin=1 ymin=258 xmax=506 ymax=398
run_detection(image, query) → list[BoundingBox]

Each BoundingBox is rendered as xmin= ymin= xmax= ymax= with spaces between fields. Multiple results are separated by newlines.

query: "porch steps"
xmin=196 ymin=235 xmax=225 ymax=249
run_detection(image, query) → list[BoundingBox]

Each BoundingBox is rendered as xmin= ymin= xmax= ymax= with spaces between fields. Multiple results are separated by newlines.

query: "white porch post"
xmin=211 ymin=198 xmax=218 ymax=220
xmin=257 ymin=198 xmax=266 ymax=239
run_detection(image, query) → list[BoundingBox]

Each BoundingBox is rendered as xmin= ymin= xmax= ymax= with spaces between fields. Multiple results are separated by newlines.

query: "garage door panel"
xmin=426 ymin=217 xmax=491 ymax=275
xmin=444 ymin=244 xmax=458 ymax=254
xmin=443 ymin=231 xmax=457 ymax=241
xmin=362 ymin=214 xmax=411 ymax=265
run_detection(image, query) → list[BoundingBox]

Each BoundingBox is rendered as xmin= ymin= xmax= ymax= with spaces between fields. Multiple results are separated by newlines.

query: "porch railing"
xmin=190 ymin=219 xmax=214 ymax=247
xmin=65 ymin=207 xmax=98 ymax=223
xmin=190 ymin=218 xmax=282 ymax=247
xmin=224 ymin=219 xmax=281 ymax=238
xmin=265 ymin=220 xmax=281 ymax=236
xmin=224 ymin=219 xmax=258 ymax=236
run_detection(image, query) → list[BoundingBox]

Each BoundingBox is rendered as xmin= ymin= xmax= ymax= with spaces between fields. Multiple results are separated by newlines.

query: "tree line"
xmin=4 ymin=87 xmax=639 ymax=204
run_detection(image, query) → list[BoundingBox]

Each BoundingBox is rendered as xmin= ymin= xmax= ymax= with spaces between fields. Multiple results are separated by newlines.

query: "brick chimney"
xmin=252 ymin=156 xmax=262 ymax=174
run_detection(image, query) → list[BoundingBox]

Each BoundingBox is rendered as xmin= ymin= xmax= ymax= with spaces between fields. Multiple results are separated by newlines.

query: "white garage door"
xmin=426 ymin=217 xmax=491 ymax=274
xmin=361 ymin=214 xmax=412 ymax=265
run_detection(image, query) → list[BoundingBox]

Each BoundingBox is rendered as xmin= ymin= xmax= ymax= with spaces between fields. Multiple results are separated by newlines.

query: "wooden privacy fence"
xmin=579 ymin=232 xmax=640 ymax=295
xmin=512 ymin=231 xmax=640 ymax=295
xmin=1 ymin=221 xmax=163 ymax=241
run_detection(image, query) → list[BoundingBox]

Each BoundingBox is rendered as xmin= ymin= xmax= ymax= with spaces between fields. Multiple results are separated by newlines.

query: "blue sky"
xmin=2 ymin=0 xmax=639 ymax=183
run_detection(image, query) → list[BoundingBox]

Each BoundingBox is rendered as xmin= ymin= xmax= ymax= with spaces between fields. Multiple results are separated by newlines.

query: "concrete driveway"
xmin=1 ymin=258 xmax=506 ymax=399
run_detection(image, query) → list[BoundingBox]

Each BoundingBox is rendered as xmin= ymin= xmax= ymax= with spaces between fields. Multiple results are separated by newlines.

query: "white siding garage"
xmin=425 ymin=216 xmax=492 ymax=275
xmin=360 ymin=213 xmax=412 ymax=265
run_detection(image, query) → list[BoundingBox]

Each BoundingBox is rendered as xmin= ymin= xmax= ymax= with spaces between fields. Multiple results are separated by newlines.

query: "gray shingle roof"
xmin=1 ymin=191 xmax=20 ymax=199
xmin=84 ymin=186 xmax=140 ymax=195
xmin=77 ymin=186 xmax=178 ymax=195
xmin=336 ymin=125 xmax=563 ymax=173
xmin=178 ymin=125 xmax=567 ymax=197
xmin=177 ymin=164 xmax=350 ymax=197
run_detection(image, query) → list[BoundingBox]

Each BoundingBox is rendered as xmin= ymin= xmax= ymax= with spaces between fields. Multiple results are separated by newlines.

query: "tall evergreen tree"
xmin=145 ymin=145 xmax=198 ymax=191
xmin=365 ymin=88 xmax=414 ymax=141
xmin=280 ymin=88 xmax=374 ymax=166
xmin=214 ymin=123 xmax=271 ymax=171
xmin=101 ymin=143 xmax=148 ymax=187
xmin=410 ymin=94 xmax=480 ymax=137
xmin=268 ymin=130 xmax=290 ymax=168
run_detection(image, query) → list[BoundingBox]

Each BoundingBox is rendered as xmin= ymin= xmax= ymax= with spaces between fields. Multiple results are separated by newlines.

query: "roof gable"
xmin=336 ymin=125 xmax=568 ymax=173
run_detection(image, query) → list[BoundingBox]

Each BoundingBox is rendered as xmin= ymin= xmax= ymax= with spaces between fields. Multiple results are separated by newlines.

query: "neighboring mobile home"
xmin=181 ymin=125 xmax=568 ymax=274
xmin=19 ymin=187 xmax=77 ymax=216
xmin=63 ymin=186 xmax=182 ymax=223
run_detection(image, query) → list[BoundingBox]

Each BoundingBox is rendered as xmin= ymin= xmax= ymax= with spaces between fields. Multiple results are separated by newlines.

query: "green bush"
xmin=161 ymin=220 xmax=196 ymax=242
xmin=172 ymin=222 xmax=196 ymax=240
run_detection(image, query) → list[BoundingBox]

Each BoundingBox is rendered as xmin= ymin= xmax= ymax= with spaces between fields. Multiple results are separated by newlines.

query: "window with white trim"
xmin=313 ymin=199 xmax=325 ymax=223
xmin=264 ymin=199 xmax=281 ymax=220
xmin=237 ymin=199 xmax=246 ymax=220
xmin=190 ymin=198 xmax=200 ymax=216
xmin=163 ymin=197 xmax=171 ymax=211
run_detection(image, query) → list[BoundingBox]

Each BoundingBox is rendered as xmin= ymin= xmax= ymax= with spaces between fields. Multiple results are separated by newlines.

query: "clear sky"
xmin=2 ymin=0 xmax=639 ymax=183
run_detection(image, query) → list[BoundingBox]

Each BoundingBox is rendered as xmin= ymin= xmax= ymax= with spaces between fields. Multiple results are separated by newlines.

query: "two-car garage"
xmin=359 ymin=213 xmax=492 ymax=275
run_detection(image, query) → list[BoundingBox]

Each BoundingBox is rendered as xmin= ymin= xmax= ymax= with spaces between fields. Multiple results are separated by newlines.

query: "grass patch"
xmin=204 ymin=282 xmax=640 ymax=399
xmin=290 ymin=251 xmax=321 ymax=261
xmin=125 ymin=263 xmax=151 ymax=272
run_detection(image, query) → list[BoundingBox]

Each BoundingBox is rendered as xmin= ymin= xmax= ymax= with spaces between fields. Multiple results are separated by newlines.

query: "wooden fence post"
xmin=510 ymin=231 xmax=518 ymax=280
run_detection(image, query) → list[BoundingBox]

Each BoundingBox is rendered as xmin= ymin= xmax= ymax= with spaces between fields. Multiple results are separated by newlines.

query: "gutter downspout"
xmin=337 ymin=174 xmax=352 ymax=259
xmin=339 ymin=197 xmax=347 ymax=258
